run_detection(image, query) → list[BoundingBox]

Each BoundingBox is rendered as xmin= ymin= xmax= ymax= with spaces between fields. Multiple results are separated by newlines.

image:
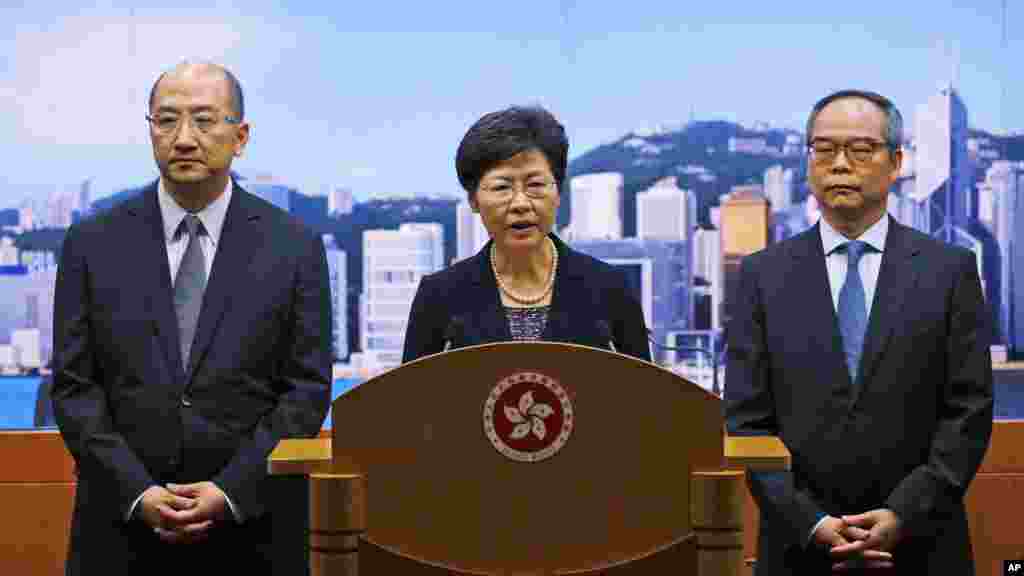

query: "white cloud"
xmin=5 ymin=13 xmax=292 ymax=148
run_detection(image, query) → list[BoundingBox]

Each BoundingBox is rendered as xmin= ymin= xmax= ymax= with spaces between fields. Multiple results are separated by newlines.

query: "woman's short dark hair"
xmin=455 ymin=106 xmax=569 ymax=198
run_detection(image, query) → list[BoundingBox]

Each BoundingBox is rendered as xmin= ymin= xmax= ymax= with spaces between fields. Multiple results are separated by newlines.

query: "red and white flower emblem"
xmin=483 ymin=372 xmax=573 ymax=462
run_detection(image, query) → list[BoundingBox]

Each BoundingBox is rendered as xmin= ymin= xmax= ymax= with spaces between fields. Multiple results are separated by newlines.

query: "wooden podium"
xmin=269 ymin=342 xmax=789 ymax=575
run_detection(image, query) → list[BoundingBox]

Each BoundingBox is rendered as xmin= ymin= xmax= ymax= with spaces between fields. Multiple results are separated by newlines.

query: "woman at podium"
xmin=402 ymin=106 xmax=651 ymax=363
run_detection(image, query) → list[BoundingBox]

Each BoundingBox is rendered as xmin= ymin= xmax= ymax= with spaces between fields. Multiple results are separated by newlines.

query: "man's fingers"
xmin=158 ymin=503 xmax=204 ymax=525
xmin=167 ymin=495 xmax=197 ymax=511
xmin=829 ymin=539 xmax=868 ymax=557
xmin=166 ymin=483 xmax=200 ymax=497
xmin=841 ymin=513 xmax=874 ymax=527
xmin=180 ymin=520 xmax=214 ymax=536
xmin=859 ymin=549 xmax=893 ymax=561
xmin=840 ymin=525 xmax=871 ymax=540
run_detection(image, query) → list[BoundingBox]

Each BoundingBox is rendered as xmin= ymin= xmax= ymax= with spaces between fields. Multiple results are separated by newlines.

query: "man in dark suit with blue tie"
xmin=726 ymin=90 xmax=993 ymax=574
xmin=51 ymin=62 xmax=331 ymax=574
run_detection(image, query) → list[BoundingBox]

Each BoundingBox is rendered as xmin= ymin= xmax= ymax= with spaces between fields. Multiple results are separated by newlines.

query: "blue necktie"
xmin=837 ymin=241 xmax=869 ymax=384
xmin=174 ymin=215 xmax=207 ymax=370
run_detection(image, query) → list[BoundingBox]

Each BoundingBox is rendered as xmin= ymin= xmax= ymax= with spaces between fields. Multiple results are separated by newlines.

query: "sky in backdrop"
xmin=2 ymin=0 xmax=1020 ymax=207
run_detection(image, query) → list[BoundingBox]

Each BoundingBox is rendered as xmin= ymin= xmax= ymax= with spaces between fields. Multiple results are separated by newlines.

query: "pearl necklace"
xmin=491 ymin=237 xmax=558 ymax=305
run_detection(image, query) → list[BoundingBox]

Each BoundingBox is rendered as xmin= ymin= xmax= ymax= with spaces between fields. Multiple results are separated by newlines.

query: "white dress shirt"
xmin=128 ymin=178 xmax=242 ymax=524
xmin=819 ymin=214 xmax=888 ymax=315
xmin=159 ymin=178 xmax=232 ymax=281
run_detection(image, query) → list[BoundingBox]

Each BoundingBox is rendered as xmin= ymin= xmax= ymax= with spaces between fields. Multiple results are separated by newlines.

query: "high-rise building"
xmin=720 ymin=186 xmax=770 ymax=328
xmin=79 ymin=178 xmax=92 ymax=216
xmin=456 ymin=199 xmax=489 ymax=262
xmin=570 ymin=238 xmax=689 ymax=363
xmin=11 ymin=328 xmax=41 ymax=370
xmin=330 ymin=187 xmax=354 ymax=216
xmin=18 ymin=204 xmax=35 ymax=231
xmin=912 ymin=85 xmax=970 ymax=236
xmin=691 ymin=226 xmax=723 ymax=331
xmin=570 ymin=173 xmax=623 ymax=240
xmin=763 ymin=165 xmax=794 ymax=213
xmin=48 ymin=192 xmax=75 ymax=229
xmin=635 ymin=177 xmax=695 ymax=241
xmin=323 ymin=235 xmax=348 ymax=361
xmin=0 ymin=237 xmax=17 ymax=266
xmin=982 ymin=161 xmax=1024 ymax=352
xmin=361 ymin=223 xmax=444 ymax=368
xmin=1015 ymin=195 xmax=1024 ymax=359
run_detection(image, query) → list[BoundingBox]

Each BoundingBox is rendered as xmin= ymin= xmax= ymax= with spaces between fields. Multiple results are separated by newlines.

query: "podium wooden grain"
xmin=269 ymin=342 xmax=792 ymax=575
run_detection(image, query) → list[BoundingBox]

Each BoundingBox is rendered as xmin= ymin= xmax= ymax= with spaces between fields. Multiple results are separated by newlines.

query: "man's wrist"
xmin=126 ymin=486 xmax=155 ymax=523
xmin=807 ymin=513 xmax=830 ymax=548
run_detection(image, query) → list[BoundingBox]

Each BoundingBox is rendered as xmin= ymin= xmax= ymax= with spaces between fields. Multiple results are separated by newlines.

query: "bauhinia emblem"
xmin=483 ymin=371 xmax=574 ymax=462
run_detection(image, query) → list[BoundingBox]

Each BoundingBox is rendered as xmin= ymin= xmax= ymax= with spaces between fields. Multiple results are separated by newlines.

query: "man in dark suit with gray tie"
xmin=725 ymin=90 xmax=993 ymax=574
xmin=51 ymin=62 xmax=331 ymax=574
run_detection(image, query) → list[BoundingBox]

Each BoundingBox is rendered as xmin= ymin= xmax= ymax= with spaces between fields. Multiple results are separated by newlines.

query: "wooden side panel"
xmin=0 ymin=431 xmax=76 ymax=576
xmin=0 ymin=430 xmax=75 ymax=483
xmin=967 ymin=420 xmax=1024 ymax=576
xmin=0 ymin=483 xmax=75 ymax=575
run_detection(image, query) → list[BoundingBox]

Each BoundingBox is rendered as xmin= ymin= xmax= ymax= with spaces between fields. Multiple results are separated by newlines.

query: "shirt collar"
xmin=158 ymin=178 xmax=233 ymax=246
xmin=819 ymin=213 xmax=888 ymax=257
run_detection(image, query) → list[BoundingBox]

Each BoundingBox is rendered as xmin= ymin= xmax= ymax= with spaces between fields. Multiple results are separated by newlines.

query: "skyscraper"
xmin=982 ymin=161 xmax=1024 ymax=352
xmin=569 ymin=238 xmax=689 ymax=363
xmin=79 ymin=178 xmax=92 ymax=217
xmin=360 ymin=223 xmax=444 ymax=368
xmin=570 ymin=173 xmax=623 ymax=240
xmin=330 ymin=187 xmax=354 ymax=216
xmin=691 ymin=226 xmax=723 ymax=331
xmin=323 ymin=234 xmax=348 ymax=361
xmin=763 ymin=165 xmax=794 ymax=213
xmin=720 ymin=186 xmax=770 ymax=328
xmin=635 ymin=177 xmax=695 ymax=241
xmin=913 ymin=85 xmax=970 ymax=238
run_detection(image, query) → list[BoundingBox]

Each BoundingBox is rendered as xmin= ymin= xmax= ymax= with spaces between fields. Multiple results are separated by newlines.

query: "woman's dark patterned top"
xmin=505 ymin=305 xmax=550 ymax=341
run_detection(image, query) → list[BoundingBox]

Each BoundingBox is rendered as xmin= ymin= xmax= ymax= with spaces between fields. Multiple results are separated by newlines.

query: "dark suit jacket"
xmin=402 ymin=234 xmax=651 ymax=363
xmin=51 ymin=182 xmax=331 ymax=574
xmin=725 ymin=217 xmax=993 ymax=575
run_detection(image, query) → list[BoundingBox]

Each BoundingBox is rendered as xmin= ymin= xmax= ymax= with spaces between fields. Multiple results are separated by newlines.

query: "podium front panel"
xmin=330 ymin=342 xmax=723 ymax=573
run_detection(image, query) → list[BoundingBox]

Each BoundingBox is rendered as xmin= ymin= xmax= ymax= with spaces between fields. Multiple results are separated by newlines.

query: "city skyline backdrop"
xmin=3 ymin=0 xmax=1022 ymax=207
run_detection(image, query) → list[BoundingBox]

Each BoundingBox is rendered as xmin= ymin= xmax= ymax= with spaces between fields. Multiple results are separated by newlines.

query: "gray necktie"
xmin=173 ymin=214 xmax=207 ymax=370
xmin=837 ymin=241 xmax=870 ymax=384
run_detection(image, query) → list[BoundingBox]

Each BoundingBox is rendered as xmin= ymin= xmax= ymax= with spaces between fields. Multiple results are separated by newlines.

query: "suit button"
xmin=181 ymin=395 xmax=192 ymax=407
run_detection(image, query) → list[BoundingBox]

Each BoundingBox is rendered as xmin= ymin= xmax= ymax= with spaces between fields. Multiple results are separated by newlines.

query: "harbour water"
xmin=3 ymin=372 xmax=1023 ymax=429
xmin=0 ymin=376 xmax=363 ymax=430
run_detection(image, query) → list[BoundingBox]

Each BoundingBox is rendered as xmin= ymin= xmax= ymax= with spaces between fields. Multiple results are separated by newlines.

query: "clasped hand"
xmin=137 ymin=481 xmax=229 ymax=544
xmin=813 ymin=508 xmax=903 ymax=572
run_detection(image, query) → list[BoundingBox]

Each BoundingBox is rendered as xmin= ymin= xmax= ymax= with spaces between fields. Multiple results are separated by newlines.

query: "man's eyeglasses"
xmin=478 ymin=180 xmax=557 ymax=201
xmin=146 ymin=113 xmax=240 ymax=135
xmin=808 ymin=138 xmax=891 ymax=164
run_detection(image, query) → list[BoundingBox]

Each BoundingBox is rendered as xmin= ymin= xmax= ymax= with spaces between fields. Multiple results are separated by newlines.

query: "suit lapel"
xmin=467 ymin=242 xmax=512 ymax=343
xmin=184 ymin=185 xmax=260 ymax=385
xmin=136 ymin=183 xmax=187 ymax=388
xmin=791 ymin=224 xmax=853 ymax=395
xmin=852 ymin=219 xmax=920 ymax=406
xmin=542 ymin=235 xmax=578 ymax=342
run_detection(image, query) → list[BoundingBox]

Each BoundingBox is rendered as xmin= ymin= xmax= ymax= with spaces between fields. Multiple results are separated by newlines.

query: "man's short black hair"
xmin=455 ymin=105 xmax=569 ymax=198
xmin=806 ymin=89 xmax=902 ymax=152
xmin=148 ymin=64 xmax=245 ymax=121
